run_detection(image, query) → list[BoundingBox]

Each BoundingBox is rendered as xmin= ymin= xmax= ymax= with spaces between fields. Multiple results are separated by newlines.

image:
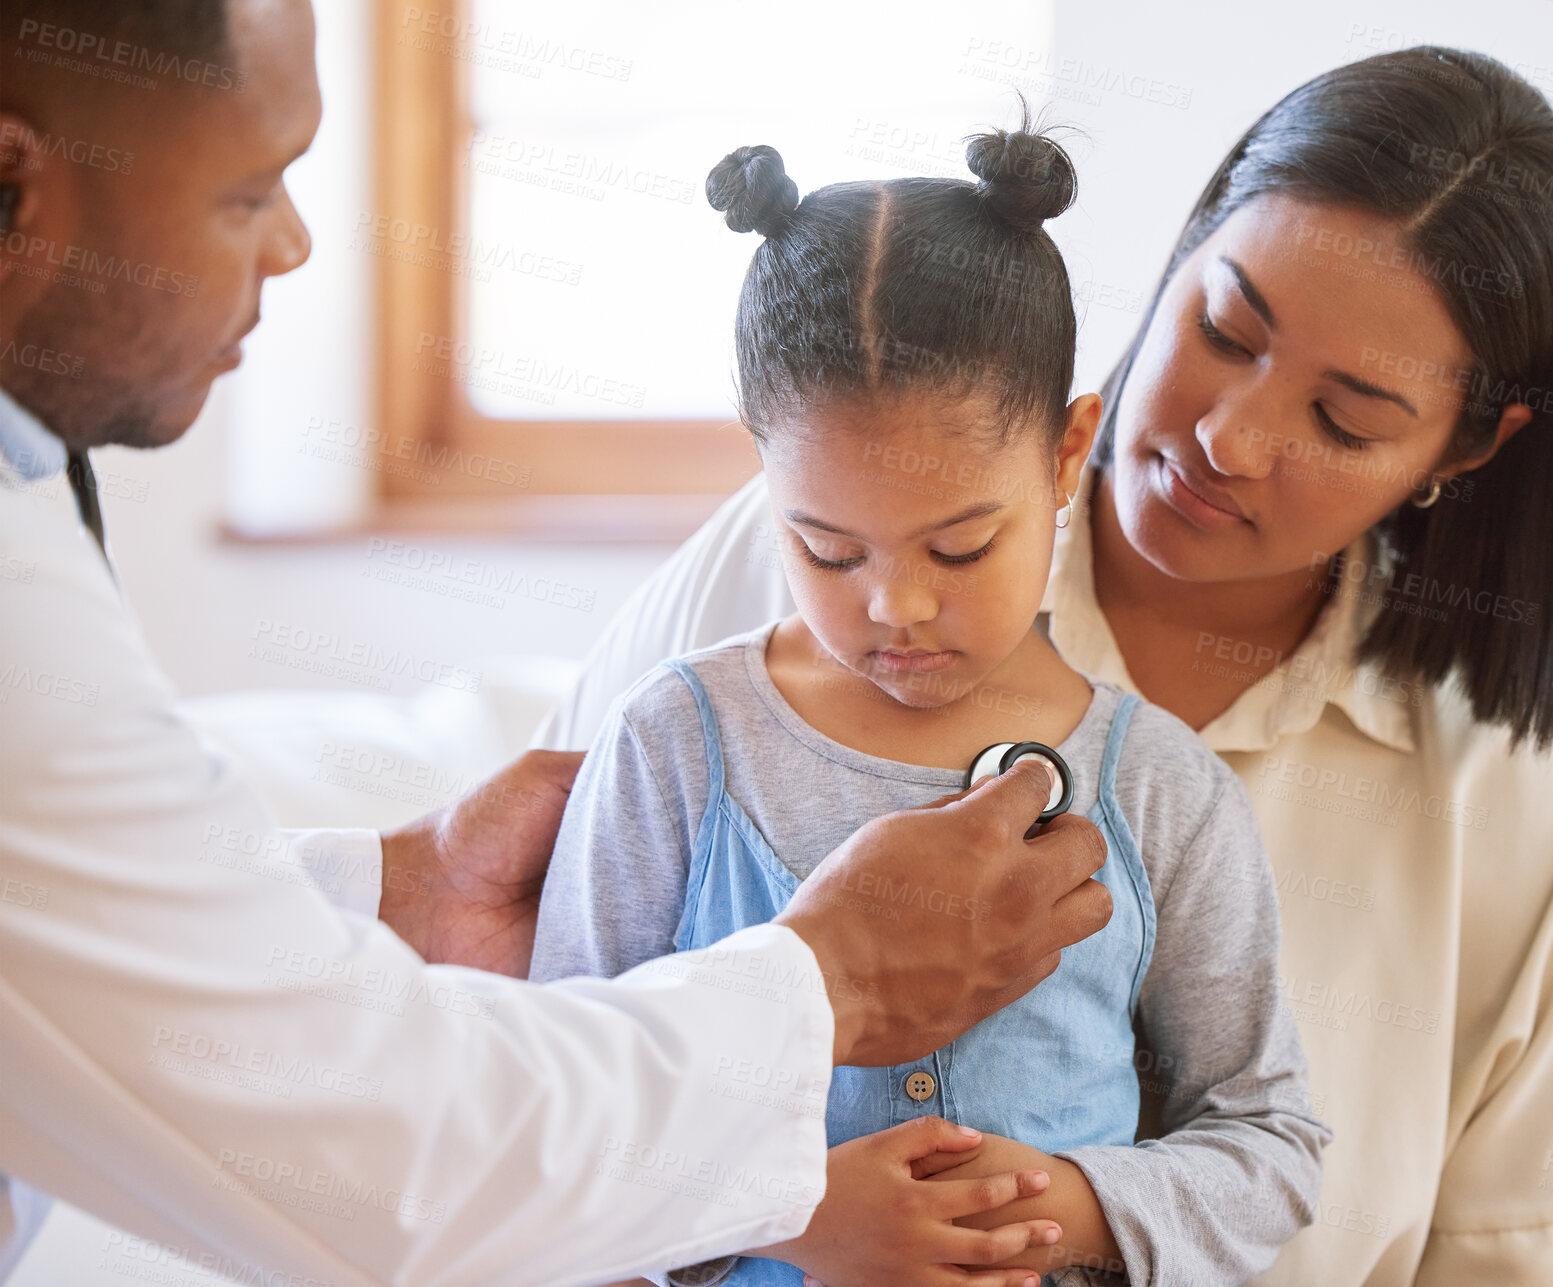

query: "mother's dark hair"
xmin=1096 ymin=46 xmax=1553 ymax=749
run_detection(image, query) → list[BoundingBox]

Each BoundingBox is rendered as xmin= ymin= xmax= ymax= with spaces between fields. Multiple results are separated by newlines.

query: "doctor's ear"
xmin=0 ymin=113 xmax=49 ymax=238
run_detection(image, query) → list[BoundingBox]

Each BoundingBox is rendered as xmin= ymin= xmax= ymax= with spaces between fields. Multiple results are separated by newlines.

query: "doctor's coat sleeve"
xmin=0 ymin=470 xmax=832 ymax=1287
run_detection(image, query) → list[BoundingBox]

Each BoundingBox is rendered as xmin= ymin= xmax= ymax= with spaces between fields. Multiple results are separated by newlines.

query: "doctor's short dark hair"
xmin=4 ymin=0 xmax=229 ymax=64
xmin=1094 ymin=46 xmax=1553 ymax=750
xmin=706 ymin=105 xmax=1079 ymax=450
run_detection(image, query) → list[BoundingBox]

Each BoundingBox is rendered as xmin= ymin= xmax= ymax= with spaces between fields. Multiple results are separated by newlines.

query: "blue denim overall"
xmin=663 ymin=660 xmax=1155 ymax=1287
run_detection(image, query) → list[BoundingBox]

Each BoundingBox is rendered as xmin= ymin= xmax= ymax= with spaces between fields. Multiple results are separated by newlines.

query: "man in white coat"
xmin=0 ymin=2 xmax=1113 ymax=1285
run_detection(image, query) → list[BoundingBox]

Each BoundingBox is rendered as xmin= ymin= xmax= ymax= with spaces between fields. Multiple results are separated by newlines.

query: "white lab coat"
xmin=0 ymin=390 xmax=832 ymax=1287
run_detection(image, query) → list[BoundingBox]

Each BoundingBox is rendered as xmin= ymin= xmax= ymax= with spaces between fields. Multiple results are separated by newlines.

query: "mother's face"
xmin=1107 ymin=193 xmax=1480 ymax=583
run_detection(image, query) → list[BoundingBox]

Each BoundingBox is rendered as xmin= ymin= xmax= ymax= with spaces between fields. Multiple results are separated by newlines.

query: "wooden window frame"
xmin=371 ymin=0 xmax=759 ymax=540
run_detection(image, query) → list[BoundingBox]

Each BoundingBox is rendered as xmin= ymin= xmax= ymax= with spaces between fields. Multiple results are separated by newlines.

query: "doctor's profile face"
xmin=1105 ymin=193 xmax=1520 ymax=584
xmin=0 ymin=0 xmax=320 ymax=450
xmin=761 ymin=390 xmax=1096 ymax=710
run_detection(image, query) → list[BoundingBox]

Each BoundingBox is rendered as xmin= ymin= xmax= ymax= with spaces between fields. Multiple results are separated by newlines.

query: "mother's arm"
xmin=533 ymin=474 xmax=787 ymax=751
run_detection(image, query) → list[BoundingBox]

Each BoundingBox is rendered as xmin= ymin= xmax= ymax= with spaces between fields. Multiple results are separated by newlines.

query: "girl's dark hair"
xmin=1094 ymin=47 xmax=1553 ymax=750
xmin=707 ymin=104 xmax=1078 ymax=448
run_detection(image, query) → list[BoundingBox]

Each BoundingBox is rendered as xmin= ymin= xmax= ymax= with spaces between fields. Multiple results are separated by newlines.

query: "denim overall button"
xmin=904 ymin=1071 xmax=936 ymax=1101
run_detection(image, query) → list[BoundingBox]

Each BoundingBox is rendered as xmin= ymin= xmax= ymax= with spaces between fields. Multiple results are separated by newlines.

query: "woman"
xmin=539 ymin=48 xmax=1552 ymax=1285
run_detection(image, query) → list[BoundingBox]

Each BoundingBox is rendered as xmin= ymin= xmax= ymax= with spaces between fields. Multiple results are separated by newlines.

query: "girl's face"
xmin=762 ymin=391 xmax=1098 ymax=709
xmin=1109 ymin=193 xmax=1502 ymax=583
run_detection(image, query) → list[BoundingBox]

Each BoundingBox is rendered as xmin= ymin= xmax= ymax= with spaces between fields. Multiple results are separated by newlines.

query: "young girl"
xmin=531 ymin=117 xmax=1329 ymax=1285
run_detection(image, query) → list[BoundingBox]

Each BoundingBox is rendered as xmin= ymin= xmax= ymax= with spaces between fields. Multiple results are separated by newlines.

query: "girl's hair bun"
xmin=707 ymin=145 xmax=799 ymax=236
xmin=965 ymin=112 xmax=1077 ymax=232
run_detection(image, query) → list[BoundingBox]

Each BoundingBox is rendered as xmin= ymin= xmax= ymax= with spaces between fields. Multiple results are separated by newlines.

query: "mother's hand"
xmin=378 ymin=749 xmax=585 ymax=976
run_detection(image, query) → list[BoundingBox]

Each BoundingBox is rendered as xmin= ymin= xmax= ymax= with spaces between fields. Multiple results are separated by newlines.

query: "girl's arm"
xmin=925 ymin=1140 xmax=1122 ymax=1276
xmin=528 ymin=669 xmax=706 ymax=985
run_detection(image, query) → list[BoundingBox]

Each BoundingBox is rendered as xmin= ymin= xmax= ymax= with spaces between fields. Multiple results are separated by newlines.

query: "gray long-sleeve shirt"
xmin=531 ymin=625 xmax=1330 ymax=1285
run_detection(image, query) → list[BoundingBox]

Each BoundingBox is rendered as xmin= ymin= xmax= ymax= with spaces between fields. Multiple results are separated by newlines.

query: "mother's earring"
xmin=1412 ymin=477 xmax=1443 ymax=509
xmin=1054 ymin=490 xmax=1074 ymax=529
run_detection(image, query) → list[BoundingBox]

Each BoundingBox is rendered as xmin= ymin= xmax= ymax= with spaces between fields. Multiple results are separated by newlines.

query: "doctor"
xmin=0 ymin=2 xmax=1114 ymax=1286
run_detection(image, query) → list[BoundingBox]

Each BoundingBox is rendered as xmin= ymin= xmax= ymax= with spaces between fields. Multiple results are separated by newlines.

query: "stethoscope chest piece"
xmin=964 ymin=740 xmax=1074 ymax=831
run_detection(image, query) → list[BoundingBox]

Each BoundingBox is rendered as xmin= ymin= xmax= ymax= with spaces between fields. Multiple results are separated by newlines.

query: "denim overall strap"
xmin=661 ymin=660 xmax=726 ymax=827
xmin=662 ymin=658 xmax=729 ymax=945
xmin=1090 ymin=691 xmax=1157 ymax=1013
xmin=663 ymin=658 xmax=800 ymax=959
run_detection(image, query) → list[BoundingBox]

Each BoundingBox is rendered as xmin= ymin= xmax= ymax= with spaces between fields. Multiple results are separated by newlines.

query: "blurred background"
xmin=15 ymin=0 xmax=1550 ymax=1281
xmin=90 ymin=0 xmax=1552 ymax=693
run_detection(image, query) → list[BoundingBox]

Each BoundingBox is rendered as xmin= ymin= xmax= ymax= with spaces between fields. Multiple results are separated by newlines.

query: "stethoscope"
xmin=964 ymin=741 xmax=1074 ymax=837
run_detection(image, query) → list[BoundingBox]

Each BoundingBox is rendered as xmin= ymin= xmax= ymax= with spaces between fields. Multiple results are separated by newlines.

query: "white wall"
xmin=1046 ymin=0 xmax=1553 ymax=397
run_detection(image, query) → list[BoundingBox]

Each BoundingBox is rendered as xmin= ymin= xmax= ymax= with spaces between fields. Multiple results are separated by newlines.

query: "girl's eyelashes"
xmin=1314 ymin=403 xmax=1372 ymax=451
xmin=935 ymin=536 xmax=997 ymax=565
xmin=797 ymin=537 xmax=997 ymax=571
xmin=799 ymin=544 xmax=864 ymax=572
xmin=1196 ymin=310 xmax=1251 ymax=357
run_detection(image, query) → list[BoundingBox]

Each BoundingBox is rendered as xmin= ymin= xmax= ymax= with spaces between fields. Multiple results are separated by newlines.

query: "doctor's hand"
xmin=750 ymin=1116 xmax=1058 ymax=1287
xmin=774 ymin=760 xmax=1111 ymax=1067
xmin=378 ymin=749 xmax=585 ymax=977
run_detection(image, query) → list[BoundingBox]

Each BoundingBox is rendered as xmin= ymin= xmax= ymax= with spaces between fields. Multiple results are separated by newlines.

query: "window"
xmin=373 ymin=0 xmax=1055 ymax=535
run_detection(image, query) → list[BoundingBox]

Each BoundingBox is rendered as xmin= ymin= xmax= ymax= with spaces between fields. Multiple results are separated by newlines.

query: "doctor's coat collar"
xmin=0 ymin=385 xmax=69 ymax=482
